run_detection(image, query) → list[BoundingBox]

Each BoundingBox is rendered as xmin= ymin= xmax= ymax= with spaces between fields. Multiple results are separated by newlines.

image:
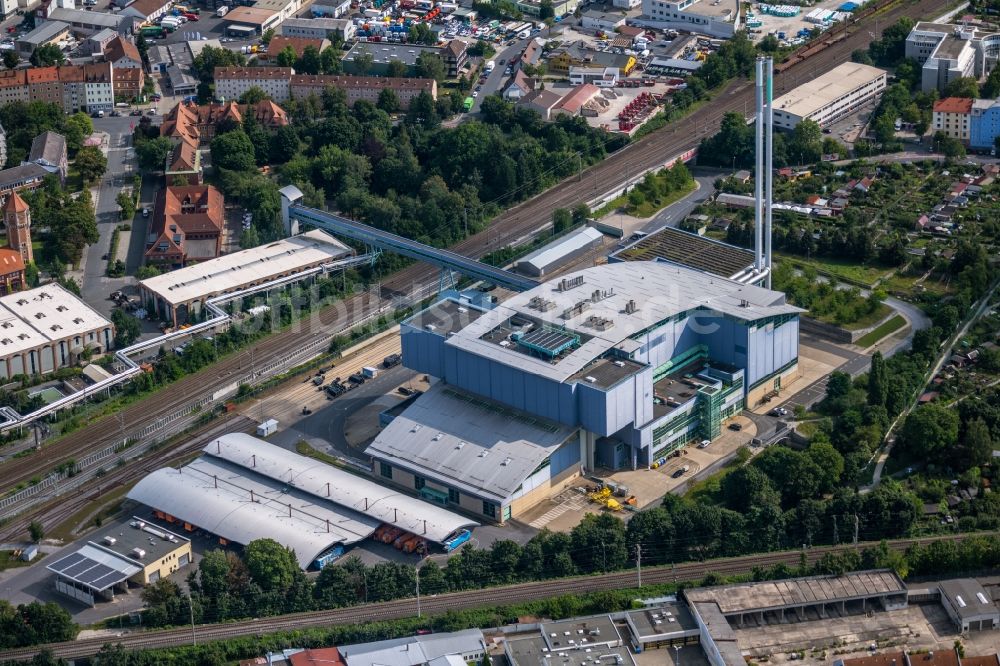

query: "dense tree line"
xmin=23 ymin=176 xmax=99 ymax=267
xmin=0 ymin=601 xmax=75 ymax=649
xmin=772 ymin=263 xmax=885 ymax=326
xmin=204 ymin=87 xmax=624 ymax=254
xmin=0 ymin=101 xmax=93 ymax=166
xmin=699 ymin=114 xmax=836 ymax=168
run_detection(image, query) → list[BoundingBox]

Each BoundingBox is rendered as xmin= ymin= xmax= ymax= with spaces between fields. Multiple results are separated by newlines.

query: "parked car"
xmin=697 ymin=439 xmax=710 ymax=449
xmin=671 ymin=465 xmax=689 ymax=478
xmin=728 ymin=422 xmax=742 ymax=431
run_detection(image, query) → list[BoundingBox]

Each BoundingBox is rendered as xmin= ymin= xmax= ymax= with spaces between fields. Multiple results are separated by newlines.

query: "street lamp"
xmin=673 ymin=645 xmax=681 ymax=665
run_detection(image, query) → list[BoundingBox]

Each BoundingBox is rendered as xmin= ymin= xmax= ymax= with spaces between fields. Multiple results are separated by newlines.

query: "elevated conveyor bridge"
xmin=285 ymin=201 xmax=540 ymax=293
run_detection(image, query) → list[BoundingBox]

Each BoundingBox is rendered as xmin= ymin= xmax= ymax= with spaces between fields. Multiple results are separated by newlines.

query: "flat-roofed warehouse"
xmin=137 ymin=229 xmax=352 ymax=326
xmin=127 ymin=433 xmax=477 ymax=569
xmin=938 ymin=578 xmax=1000 ymax=632
xmin=771 ymin=62 xmax=887 ymax=130
xmin=684 ymin=571 xmax=908 ymax=666
xmin=46 ymin=518 xmax=191 ymax=606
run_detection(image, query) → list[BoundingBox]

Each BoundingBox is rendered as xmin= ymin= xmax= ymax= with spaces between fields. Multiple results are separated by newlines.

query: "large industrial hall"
xmin=127 ymin=433 xmax=477 ymax=569
xmin=368 ymin=260 xmax=802 ymax=524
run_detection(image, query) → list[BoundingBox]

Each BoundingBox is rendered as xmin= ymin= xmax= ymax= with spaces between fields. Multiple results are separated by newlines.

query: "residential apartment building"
xmin=905 ymin=22 xmax=978 ymax=93
xmin=279 ymin=17 xmax=355 ymax=42
xmin=113 ymin=67 xmax=143 ymax=100
xmin=214 ymin=66 xmax=292 ymax=103
xmin=103 ymin=35 xmax=142 ymax=69
xmin=1 ymin=62 xmax=114 ymax=113
xmin=82 ymin=62 xmax=114 ymax=113
xmin=0 ymin=70 xmax=29 ymax=106
xmin=638 ymin=0 xmax=740 ymax=38
xmin=970 ymin=97 xmax=1000 ymax=150
xmin=933 ymin=97 xmax=974 ymax=142
xmin=290 ymin=74 xmax=437 ymax=109
xmin=771 ymin=62 xmax=887 ymax=130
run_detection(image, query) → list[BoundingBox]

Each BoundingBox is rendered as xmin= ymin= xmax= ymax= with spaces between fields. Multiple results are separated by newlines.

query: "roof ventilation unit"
xmin=103 ymin=536 xmax=117 ymax=546
xmin=557 ymin=276 xmax=585 ymax=292
xmin=624 ymin=299 xmax=638 ymax=314
xmin=131 ymin=548 xmax=146 ymax=559
xmin=585 ymin=376 xmax=597 ymax=383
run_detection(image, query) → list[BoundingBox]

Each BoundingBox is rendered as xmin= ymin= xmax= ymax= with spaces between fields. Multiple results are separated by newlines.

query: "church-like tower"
xmin=3 ymin=192 xmax=33 ymax=266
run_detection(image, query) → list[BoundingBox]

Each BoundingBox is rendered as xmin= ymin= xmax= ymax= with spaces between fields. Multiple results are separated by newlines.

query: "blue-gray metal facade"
xmin=402 ymin=307 xmax=798 ymax=465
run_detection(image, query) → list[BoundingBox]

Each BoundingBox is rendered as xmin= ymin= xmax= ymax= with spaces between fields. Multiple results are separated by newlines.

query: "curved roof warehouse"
xmin=127 ymin=433 xmax=477 ymax=568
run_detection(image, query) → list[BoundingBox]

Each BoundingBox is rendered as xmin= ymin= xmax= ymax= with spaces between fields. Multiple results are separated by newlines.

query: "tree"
xmin=721 ymin=465 xmax=777 ymax=511
xmin=851 ymin=48 xmax=874 ymax=65
xmin=3 ymin=50 xmax=18 ymax=70
xmin=571 ymin=203 xmax=590 ymax=226
xmin=867 ymin=351 xmax=888 ymax=407
xmin=115 ymin=190 xmax=136 ymax=221
xmin=320 ymin=46 xmax=342 ymax=74
xmin=238 ymin=86 xmax=271 ymax=104
xmin=243 ymin=538 xmax=299 ymax=593
xmin=294 ymin=45 xmax=321 ymax=75
xmin=211 ymin=129 xmax=257 ymax=172
xmin=386 ymin=59 xmax=409 ymax=78
xmin=74 ymin=146 xmax=107 ymax=184
xmin=376 ymin=87 xmax=401 ymax=114
xmin=805 ymin=441 xmax=845 ymax=494
xmin=539 ymin=0 xmax=555 ymax=19
xmin=276 ymin=45 xmax=297 ymax=68
xmin=942 ymin=76 xmax=979 ymax=99
xmin=269 ymin=124 xmax=300 ymax=164
xmin=28 ymin=520 xmax=44 ymax=542
xmin=552 ymin=207 xmax=572 ymax=233
xmin=261 ymin=28 xmax=276 ymax=44
xmin=191 ymin=46 xmax=246 ymax=83
xmin=868 ymin=17 xmax=914 ymax=66
xmin=352 ymin=46 xmax=374 ymax=75
xmin=111 ymin=309 xmax=140 ymax=347
xmin=408 ymin=22 xmax=437 ymax=45
xmin=963 ymin=418 xmax=993 ymax=468
xmin=135 ymin=136 xmax=173 ymax=171
xmin=900 ymin=403 xmax=959 ymax=460
xmin=759 ymin=34 xmax=779 ymax=53
xmin=406 ymin=90 xmax=439 ymax=127
xmin=30 ymin=44 xmax=64 ymax=67
xmin=788 ymin=119 xmax=823 ymax=165
xmin=415 ymin=52 xmax=446 ymax=83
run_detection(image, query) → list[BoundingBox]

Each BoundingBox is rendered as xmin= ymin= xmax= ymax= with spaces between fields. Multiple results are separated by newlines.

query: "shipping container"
xmin=256 ymin=418 xmax=278 ymax=437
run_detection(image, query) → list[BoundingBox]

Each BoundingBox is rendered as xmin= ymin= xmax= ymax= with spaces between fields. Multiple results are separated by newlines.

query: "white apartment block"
xmin=932 ymin=97 xmax=973 ymax=142
xmin=772 ymin=62 xmax=886 ymax=130
xmin=84 ymin=78 xmax=114 ymax=111
xmin=905 ymin=22 xmax=978 ymax=93
xmin=613 ymin=0 xmax=642 ymax=8
xmin=214 ymin=67 xmax=292 ymax=103
xmin=637 ymin=0 xmax=739 ymax=38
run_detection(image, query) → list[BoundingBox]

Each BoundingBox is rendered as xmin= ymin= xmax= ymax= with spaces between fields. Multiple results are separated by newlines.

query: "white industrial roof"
xmin=339 ymin=628 xmax=486 ymax=666
xmin=448 ymin=261 xmax=802 ymax=383
xmin=48 ymin=8 xmax=127 ymax=27
xmin=516 ymin=226 xmax=603 ymax=275
xmin=140 ymin=229 xmax=351 ymax=306
xmin=127 ymin=433 xmax=476 ymax=567
xmin=366 ymin=383 xmax=577 ymax=503
xmin=0 ymin=283 xmax=111 ymax=357
xmin=772 ymin=62 xmax=885 ymax=120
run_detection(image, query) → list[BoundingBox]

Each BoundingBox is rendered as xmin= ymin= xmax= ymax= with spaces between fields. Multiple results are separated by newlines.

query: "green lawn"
xmin=855 ymin=314 xmax=906 ymax=348
xmin=627 ymin=180 xmax=697 ymax=218
xmin=685 ymin=464 xmax=737 ymax=505
xmin=0 ymin=549 xmax=42 ymax=571
xmin=776 ymin=254 xmax=890 ymax=288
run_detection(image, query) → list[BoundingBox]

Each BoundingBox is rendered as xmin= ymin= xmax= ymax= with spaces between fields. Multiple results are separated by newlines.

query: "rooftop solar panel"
xmin=48 ymin=552 xmax=85 ymax=572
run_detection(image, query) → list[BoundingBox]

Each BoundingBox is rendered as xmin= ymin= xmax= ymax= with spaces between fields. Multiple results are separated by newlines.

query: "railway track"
xmin=0 ymin=0 xmax=941 ymax=526
xmin=0 ymin=415 xmax=255 ymax=543
xmin=0 ymin=532 xmax=988 ymax=661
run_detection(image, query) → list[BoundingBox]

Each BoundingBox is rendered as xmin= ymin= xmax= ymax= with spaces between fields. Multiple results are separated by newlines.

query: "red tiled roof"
xmin=0 ymin=248 xmax=25 ymax=275
xmin=264 ymin=36 xmax=325 ymax=59
xmin=933 ymin=97 xmax=973 ymax=114
xmin=104 ymin=35 xmax=141 ymax=64
xmin=215 ymin=66 xmax=292 ymax=80
xmin=288 ymin=648 xmax=345 ymax=666
xmin=2 ymin=191 xmax=29 ymax=214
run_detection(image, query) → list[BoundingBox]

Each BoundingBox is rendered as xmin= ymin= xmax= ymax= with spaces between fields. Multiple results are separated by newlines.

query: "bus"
xmin=140 ymin=25 xmax=164 ymax=37
xmin=463 ymin=96 xmax=474 ymax=112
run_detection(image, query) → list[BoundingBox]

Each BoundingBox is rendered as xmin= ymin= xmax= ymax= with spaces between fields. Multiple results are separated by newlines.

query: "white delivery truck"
xmin=216 ymin=5 xmax=228 ymax=16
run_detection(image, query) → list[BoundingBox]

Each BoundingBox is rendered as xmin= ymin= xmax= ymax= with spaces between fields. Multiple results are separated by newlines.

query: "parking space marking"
xmin=528 ymin=492 xmax=586 ymax=529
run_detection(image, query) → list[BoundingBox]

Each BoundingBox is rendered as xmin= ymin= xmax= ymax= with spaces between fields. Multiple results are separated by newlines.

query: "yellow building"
xmin=47 ymin=517 xmax=192 ymax=606
xmin=546 ymin=44 xmax=635 ymax=76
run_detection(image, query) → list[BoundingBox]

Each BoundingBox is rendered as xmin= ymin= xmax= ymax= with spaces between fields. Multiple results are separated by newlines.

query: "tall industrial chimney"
xmin=754 ymin=58 xmax=764 ymax=273
xmin=765 ymin=56 xmax=774 ymax=288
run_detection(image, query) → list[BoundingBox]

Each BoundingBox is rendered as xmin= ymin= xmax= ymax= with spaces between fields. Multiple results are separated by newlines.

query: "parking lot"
xmin=747 ymin=0 xmax=857 ymax=45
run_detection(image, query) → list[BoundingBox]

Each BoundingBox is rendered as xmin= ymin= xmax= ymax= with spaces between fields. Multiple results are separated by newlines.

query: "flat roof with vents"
xmin=139 ymin=229 xmax=352 ymax=307
xmin=0 ymin=283 xmax=111 ymax=356
xmin=366 ymin=383 xmax=577 ymax=503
